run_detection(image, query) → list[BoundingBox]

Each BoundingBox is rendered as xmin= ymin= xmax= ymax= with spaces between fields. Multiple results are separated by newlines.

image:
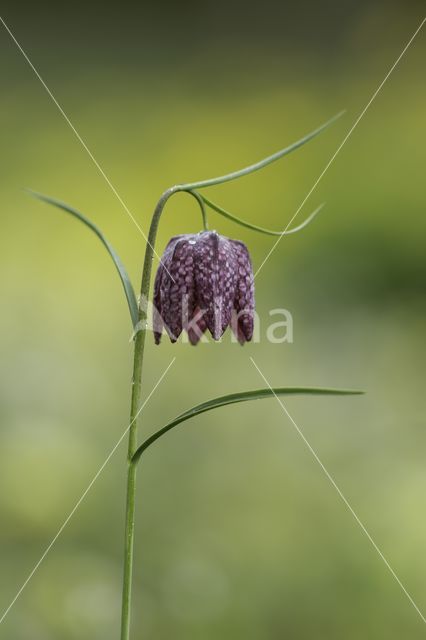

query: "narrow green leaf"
xmin=178 ymin=111 xmax=345 ymax=191
xmin=28 ymin=190 xmax=139 ymax=328
xmin=132 ymin=386 xmax=363 ymax=463
xmin=199 ymin=193 xmax=323 ymax=236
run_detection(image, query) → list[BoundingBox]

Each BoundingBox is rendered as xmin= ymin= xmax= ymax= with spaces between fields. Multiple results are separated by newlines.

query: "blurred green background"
xmin=0 ymin=1 xmax=425 ymax=638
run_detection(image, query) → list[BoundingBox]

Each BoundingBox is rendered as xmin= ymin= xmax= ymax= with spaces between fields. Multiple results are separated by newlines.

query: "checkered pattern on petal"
xmin=231 ymin=240 xmax=255 ymax=343
xmin=153 ymin=235 xmax=196 ymax=343
xmin=193 ymin=231 xmax=238 ymax=340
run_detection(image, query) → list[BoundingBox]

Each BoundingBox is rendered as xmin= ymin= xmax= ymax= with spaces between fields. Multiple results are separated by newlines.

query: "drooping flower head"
xmin=153 ymin=231 xmax=254 ymax=345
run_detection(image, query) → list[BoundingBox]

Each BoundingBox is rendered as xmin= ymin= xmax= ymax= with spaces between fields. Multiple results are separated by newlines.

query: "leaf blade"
xmin=179 ymin=111 xmax=345 ymax=191
xmin=199 ymin=193 xmax=323 ymax=236
xmin=132 ymin=386 xmax=363 ymax=463
xmin=29 ymin=190 xmax=139 ymax=327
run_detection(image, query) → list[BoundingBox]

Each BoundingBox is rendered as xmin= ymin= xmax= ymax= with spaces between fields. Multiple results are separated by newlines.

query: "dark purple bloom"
xmin=153 ymin=231 xmax=254 ymax=345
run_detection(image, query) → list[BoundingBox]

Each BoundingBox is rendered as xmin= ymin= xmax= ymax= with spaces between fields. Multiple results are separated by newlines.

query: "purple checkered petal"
xmin=187 ymin=307 xmax=208 ymax=345
xmin=193 ymin=231 xmax=238 ymax=340
xmin=231 ymin=240 xmax=255 ymax=343
xmin=153 ymin=259 xmax=165 ymax=345
xmin=153 ymin=235 xmax=196 ymax=343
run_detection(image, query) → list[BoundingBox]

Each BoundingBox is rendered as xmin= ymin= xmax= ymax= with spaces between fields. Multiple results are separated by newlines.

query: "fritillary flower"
xmin=153 ymin=231 xmax=254 ymax=345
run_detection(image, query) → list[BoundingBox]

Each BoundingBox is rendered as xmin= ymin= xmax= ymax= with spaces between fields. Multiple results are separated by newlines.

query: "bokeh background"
xmin=0 ymin=1 xmax=425 ymax=638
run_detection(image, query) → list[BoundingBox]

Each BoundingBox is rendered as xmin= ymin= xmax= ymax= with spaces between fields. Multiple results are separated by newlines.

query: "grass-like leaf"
xmin=199 ymin=193 xmax=323 ymax=236
xmin=28 ymin=190 xmax=139 ymax=327
xmin=132 ymin=386 xmax=363 ymax=463
xmin=179 ymin=111 xmax=344 ymax=191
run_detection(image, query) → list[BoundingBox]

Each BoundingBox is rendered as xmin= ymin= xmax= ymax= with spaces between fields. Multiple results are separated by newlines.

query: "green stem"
xmin=186 ymin=189 xmax=209 ymax=230
xmin=120 ymin=186 xmax=178 ymax=640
